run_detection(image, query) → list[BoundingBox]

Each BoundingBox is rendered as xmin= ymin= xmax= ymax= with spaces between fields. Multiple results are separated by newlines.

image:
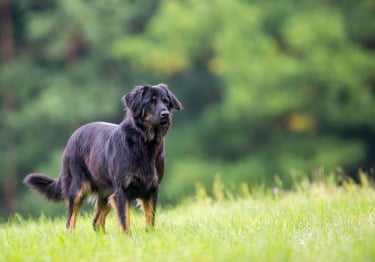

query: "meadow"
xmin=1 ymin=178 xmax=375 ymax=262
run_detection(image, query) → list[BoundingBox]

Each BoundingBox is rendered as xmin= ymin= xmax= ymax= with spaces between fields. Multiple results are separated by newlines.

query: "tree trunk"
xmin=0 ymin=0 xmax=15 ymax=62
xmin=0 ymin=0 xmax=18 ymax=215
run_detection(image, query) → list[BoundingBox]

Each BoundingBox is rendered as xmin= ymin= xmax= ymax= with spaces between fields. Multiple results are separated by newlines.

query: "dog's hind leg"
xmin=66 ymin=181 xmax=91 ymax=232
xmin=93 ymin=197 xmax=111 ymax=232
xmin=66 ymin=194 xmax=84 ymax=232
xmin=109 ymin=191 xmax=130 ymax=234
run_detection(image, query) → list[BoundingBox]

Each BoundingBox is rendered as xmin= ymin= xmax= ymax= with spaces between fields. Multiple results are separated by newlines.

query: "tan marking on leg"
xmin=141 ymin=199 xmax=155 ymax=230
xmin=97 ymin=206 xmax=111 ymax=231
xmin=93 ymin=201 xmax=111 ymax=232
xmin=67 ymin=183 xmax=91 ymax=232
xmin=109 ymin=194 xmax=131 ymax=234
xmin=108 ymin=194 xmax=120 ymax=231
xmin=125 ymin=200 xmax=130 ymax=234
xmin=68 ymin=201 xmax=81 ymax=233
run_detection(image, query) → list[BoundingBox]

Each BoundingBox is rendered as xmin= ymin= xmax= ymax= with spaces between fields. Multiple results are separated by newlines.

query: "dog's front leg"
xmin=141 ymin=187 xmax=159 ymax=231
xmin=109 ymin=191 xmax=130 ymax=234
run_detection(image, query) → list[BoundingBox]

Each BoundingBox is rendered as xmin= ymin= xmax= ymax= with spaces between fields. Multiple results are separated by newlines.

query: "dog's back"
xmin=24 ymin=122 xmax=118 ymax=200
xmin=60 ymin=122 xmax=120 ymax=193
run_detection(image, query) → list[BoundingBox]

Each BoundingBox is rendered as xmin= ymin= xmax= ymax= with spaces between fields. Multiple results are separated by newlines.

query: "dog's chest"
xmin=126 ymin=143 xmax=160 ymax=196
xmin=123 ymin=168 xmax=158 ymax=199
xmin=109 ymin=131 xmax=163 ymax=198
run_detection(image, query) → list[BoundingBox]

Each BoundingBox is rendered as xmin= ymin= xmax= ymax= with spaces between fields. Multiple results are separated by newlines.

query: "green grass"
xmin=1 ymin=181 xmax=375 ymax=262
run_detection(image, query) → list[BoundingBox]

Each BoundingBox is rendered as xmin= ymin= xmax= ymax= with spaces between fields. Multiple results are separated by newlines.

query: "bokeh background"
xmin=0 ymin=0 xmax=374 ymax=217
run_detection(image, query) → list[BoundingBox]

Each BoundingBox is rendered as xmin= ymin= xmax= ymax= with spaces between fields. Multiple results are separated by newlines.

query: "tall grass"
xmin=1 ymin=177 xmax=375 ymax=262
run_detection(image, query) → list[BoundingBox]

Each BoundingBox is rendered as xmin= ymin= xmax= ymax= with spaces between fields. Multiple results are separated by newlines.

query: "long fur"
xmin=23 ymin=173 xmax=63 ymax=201
xmin=23 ymin=83 xmax=182 ymax=232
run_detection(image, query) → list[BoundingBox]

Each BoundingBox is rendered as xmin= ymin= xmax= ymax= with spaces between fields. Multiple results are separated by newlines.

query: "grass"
xmin=1 ymin=179 xmax=375 ymax=262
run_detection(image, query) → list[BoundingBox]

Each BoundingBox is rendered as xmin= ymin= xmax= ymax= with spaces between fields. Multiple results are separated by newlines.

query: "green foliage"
xmin=1 ymin=0 xmax=375 ymax=215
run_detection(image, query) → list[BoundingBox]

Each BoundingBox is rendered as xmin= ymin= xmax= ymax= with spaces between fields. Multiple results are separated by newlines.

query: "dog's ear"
xmin=123 ymin=85 xmax=149 ymax=117
xmin=158 ymin=83 xmax=183 ymax=111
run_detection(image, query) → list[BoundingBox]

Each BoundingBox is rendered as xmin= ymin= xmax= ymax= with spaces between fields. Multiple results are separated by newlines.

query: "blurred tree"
xmin=0 ymin=0 xmax=17 ymax=214
xmin=0 ymin=0 xmax=374 ymax=214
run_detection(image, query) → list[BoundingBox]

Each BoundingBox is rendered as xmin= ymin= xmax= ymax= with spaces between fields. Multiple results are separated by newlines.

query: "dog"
xmin=23 ymin=83 xmax=182 ymax=233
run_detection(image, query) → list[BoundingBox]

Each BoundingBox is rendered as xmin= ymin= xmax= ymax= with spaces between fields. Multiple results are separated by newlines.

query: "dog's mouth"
xmin=152 ymin=118 xmax=169 ymax=127
xmin=145 ymin=116 xmax=170 ymax=126
xmin=159 ymin=117 xmax=170 ymax=125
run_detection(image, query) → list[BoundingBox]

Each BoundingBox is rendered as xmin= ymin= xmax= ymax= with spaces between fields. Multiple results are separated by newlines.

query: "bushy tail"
xmin=23 ymin=173 xmax=63 ymax=202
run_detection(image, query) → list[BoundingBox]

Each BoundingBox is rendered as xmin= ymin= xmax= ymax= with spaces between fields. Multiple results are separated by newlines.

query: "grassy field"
xmin=1 ymin=180 xmax=375 ymax=262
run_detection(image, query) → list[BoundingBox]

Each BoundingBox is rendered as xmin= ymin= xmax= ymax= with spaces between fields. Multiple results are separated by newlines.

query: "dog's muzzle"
xmin=159 ymin=110 xmax=170 ymax=124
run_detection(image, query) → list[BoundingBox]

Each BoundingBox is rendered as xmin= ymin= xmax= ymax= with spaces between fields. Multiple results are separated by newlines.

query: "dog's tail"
xmin=23 ymin=173 xmax=63 ymax=202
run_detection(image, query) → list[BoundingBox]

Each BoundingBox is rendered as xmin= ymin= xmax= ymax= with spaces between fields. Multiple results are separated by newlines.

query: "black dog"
xmin=24 ymin=84 xmax=182 ymax=233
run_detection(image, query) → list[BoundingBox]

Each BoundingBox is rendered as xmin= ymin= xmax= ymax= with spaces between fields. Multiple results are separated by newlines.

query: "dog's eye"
xmin=162 ymin=97 xmax=169 ymax=104
xmin=150 ymin=96 xmax=157 ymax=103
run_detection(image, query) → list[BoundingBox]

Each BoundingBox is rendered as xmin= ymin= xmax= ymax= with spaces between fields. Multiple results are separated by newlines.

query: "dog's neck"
xmin=121 ymin=114 xmax=169 ymax=143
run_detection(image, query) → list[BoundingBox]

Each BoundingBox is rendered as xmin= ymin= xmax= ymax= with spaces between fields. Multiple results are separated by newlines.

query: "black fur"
xmin=23 ymin=83 xmax=182 ymax=233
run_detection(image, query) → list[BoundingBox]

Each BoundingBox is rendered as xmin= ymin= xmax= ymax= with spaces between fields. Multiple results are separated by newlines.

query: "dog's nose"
xmin=160 ymin=111 xmax=170 ymax=118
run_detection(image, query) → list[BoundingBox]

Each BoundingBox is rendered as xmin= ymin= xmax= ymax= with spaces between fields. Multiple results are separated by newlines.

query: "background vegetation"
xmin=0 ymin=0 xmax=374 ymax=216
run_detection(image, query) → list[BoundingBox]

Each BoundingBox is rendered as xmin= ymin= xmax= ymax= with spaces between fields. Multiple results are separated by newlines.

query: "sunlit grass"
xmin=1 ymin=179 xmax=375 ymax=262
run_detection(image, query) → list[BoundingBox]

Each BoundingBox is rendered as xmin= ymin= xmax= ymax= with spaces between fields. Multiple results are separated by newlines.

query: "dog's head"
xmin=124 ymin=83 xmax=183 ymax=127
